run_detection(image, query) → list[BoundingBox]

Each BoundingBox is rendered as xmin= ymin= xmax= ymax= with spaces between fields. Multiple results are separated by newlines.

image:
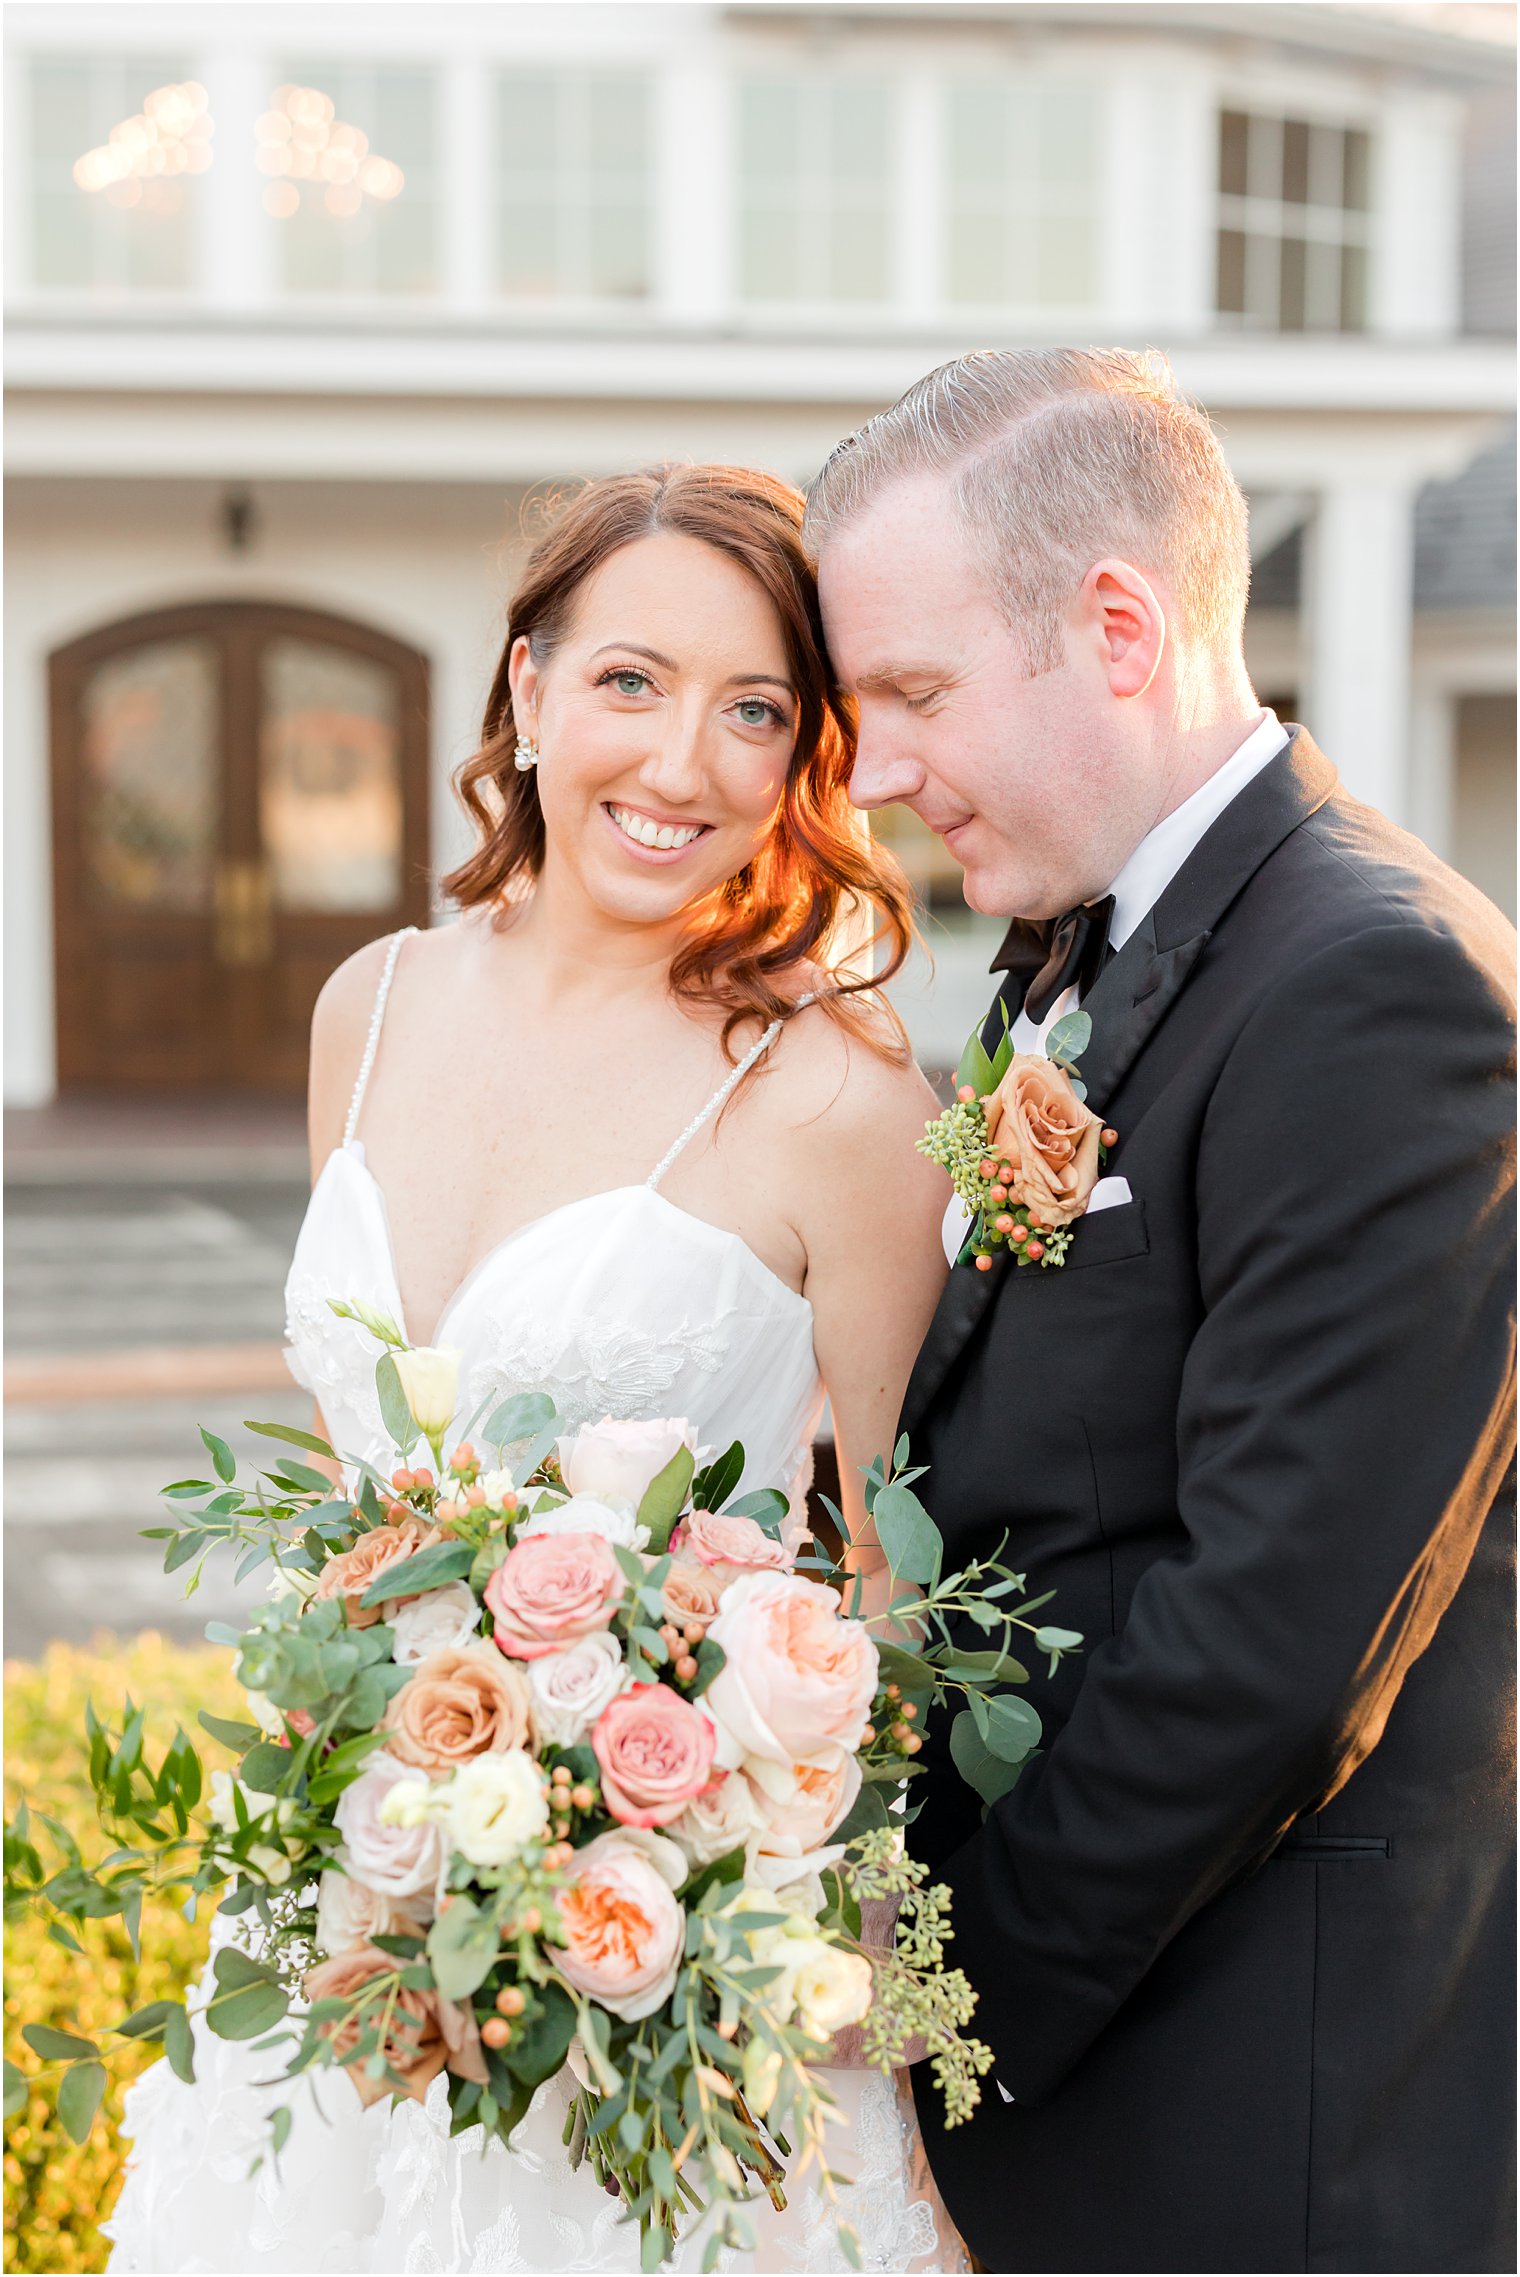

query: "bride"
xmin=103 ymin=463 xmax=960 ymax=2274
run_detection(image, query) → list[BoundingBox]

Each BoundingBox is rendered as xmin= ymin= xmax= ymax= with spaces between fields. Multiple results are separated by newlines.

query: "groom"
xmin=807 ymin=350 xmax=1517 ymax=2275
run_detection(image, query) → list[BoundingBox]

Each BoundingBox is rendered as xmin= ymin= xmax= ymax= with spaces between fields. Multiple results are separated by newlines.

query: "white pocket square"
xmin=1086 ymin=1175 xmax=1133 ymax=1214
xmin=941 ymin=1193 xmax=972 ymax=1266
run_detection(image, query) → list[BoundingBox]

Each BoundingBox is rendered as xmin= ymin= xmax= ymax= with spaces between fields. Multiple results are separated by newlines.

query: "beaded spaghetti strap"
xmin=343 ymin=927 xmax=418 ymax=1145
xmin=646 ymin=991 xmax=819 ymax=1192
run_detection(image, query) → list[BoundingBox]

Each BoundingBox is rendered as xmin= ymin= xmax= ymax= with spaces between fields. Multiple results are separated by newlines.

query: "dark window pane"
xmin=1343 ymin=127 xmax=1370 ymax=212
xmin=1279 ymin=235 xmax=1307 ymax=329
xmin=1216 ymin=226 xmax=1247 ymax=315
xmin=1340 ymin=241 xmax=1368 ymax=330
xmin=1282 ymin=118 xmax=1310 ymax=204
xmin=1219 ymin=109 xmax=1249 ymax=197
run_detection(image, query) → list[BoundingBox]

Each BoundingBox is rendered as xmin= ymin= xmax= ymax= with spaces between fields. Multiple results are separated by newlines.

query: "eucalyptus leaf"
xmin=245 ymin=1420 xmax=337 ymax=1458
xmin=57 ymin=2060 xmax=106 ymax=2145
xmin=426 ymin=1895 xmax=501 ymax=2001
xmin=636 ymin=1445 xmax=696 ymax=1557
xmin=22 ymin=2025 xmax=99 ymax=2063
xmin=982 ymin=1693 xmax=1043 ymax=1764
xmin=4 ymin=2059 xmax=29 ymax=2121
xmin=358 ymin=1540 xmax=474 ymax=1609
xmin=200 ymin=1428 xmax=236 ymax=1484
xmin=1043 ymin=1009 xmax=1092 ymax=1069
xmin=948 ymin=1709 xmax=1027 ymax=1808
xmin=375 ymin=1353 xmax=419 ymax=1453
xmin=872 ymin=1483 xmax=942 ymax=1588
xmin=481 ymin=1391 xmax=557 ymax=1449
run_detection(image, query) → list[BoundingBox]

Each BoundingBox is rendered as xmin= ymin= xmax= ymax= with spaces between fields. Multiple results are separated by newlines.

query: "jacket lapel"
xmin=899 ymin=728 xmax=1339 ymax=1437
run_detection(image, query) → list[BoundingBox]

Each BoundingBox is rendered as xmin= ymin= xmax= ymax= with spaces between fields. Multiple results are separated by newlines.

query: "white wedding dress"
xmin=104 ymin=930 xmax=966 ymax=2277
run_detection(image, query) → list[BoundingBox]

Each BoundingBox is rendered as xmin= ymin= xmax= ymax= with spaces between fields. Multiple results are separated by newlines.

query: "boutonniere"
xmin=918 ymin=1005 xmax=1118 ymax=1271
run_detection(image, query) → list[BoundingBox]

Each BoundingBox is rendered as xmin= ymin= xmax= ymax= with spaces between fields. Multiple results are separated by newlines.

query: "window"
xmin=736 ymin=72 xmax=892 ymax=305
xmin=1216 ymin=109 xmax=1370 ymax=332
xmin=495 ymin=71 xmax=652 ymax=299
xmin=945 ymin=78 xmax=1098 ymax=308
xmin=29 ymin=54 xmax=205 ymax=292
xmin=267 ymin=63 xmax=437 ymax=296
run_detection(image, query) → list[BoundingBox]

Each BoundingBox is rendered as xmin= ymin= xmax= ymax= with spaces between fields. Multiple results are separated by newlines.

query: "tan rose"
xmin=381 ymin=1642 xmax=532 ymax=1770
xmin=983 ymin=1054 xmax=1103 ymax=1229
xmin=659 ymin=1559 xmax=726 ymax=1635
xmin=304 ymin=1944 xmax=452 ymax=2107
xmin=314 ymin=1516 xmax=440 ymax=1630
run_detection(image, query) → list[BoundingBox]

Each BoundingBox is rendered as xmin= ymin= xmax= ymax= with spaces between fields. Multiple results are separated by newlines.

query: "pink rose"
xmin=555 ymin=1828 xmax=687 ymax=2021
xmin=591 ymin=1683 xmax=718 ymax=1828
xmin=704 ymin=1573 xmax=878 ymax=1767
xmin=670 ymin=1510 xmax=792 ymax=1587
xmin=484 ymin=1531 xmax=622 ymax=1661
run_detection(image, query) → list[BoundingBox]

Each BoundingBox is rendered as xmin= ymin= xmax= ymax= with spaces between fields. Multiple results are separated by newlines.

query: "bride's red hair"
xmin=443 ymin=464 xmax=916 ymax=1060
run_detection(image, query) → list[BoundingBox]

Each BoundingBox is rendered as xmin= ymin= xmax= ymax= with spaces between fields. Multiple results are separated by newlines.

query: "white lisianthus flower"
xmin=516 ymin=1492 xmax=649 ymax=1553
xmin=476 ymin=1469 xmax=520 ymax=1511
xmin=376 ymin=1776 xmax=434 ymax=1831
xmin=266 ymin=1563 xmax=318 ymax=1605
xmin=315 ymin=1868 xmax=424 ymax=1956
xmin=669 ymin=1766 xmax=767 ymax=1870
xmin=435 ymin=1749 xmax=550 ymax=1868
xmin=526 ymin=1630 xmax=631 ymax=1749
xmin=388 ymin=1581 xmax=483 ymax=1666
xmin=392 ymin=1345 xmax=462 ymax=1440
xmin=242 ymin=1690 xmax=285 ymax=1738
xmin=558 ymin=1417 xmax=701 ymax=1510
xmin=787 ymin=1937 xmax=874 ymax=2041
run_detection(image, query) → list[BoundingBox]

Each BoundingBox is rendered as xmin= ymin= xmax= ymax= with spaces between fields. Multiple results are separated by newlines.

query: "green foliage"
xmin=636 ymin=1447 xmax=696 ymax=1557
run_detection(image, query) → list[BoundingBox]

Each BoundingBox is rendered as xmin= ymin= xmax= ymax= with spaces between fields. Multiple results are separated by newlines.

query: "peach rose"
xmin=670 ymin=1510 xmax=792 ymax=1587
xmin=704 ymin=1572 xmax=878 ymax=1768
xmin=484 ymin=1530 xmax=623 ymax=1661
xmin=659 ymin=1559 xmax=726 ymax=1636
xmin=381 ymin=1642 xmax=532 ymax=1771
xmin=314 ymin=1516 xmax=440 ymax=1630
xmin=304 ymin=1944 xmax=486 ymax=2105
xmin=983 ymin=1054 xmax=1103 ymax=1230
xmin=591 ymin=1683 xmax=718 ymax=1828
xmin=555 ymin=1828 xmax=687 ymax=2022
xmin=746 ymin=1746 xmax=862 ymax=1860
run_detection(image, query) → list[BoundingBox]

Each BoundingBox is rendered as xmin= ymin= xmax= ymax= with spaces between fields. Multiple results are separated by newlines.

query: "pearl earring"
xmin=513 ymin=736 xmax=539 ymax=772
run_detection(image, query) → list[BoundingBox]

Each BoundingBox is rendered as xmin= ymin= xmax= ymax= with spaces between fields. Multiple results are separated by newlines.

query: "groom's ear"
xmin=1083 ymin=558 xmax=1165 ymax=700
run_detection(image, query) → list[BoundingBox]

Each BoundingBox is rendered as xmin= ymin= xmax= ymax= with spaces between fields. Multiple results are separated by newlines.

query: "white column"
xmin=1302 ymin=478 xmax=1417 ymax=822
xmin=440 ymin=56 xmax=492 ymax=310
xmin=1370 ymin=90 xmax=1462 ymax=340
xmin=196 ymin=44 xmax=272 ymax=309
xmin=655 ymin=19 xmax=730 ymax=326
xmin=894 ymin=69 xmax=941 ymax=321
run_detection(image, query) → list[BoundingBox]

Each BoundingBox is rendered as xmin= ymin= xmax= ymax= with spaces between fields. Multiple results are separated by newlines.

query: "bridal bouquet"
xmin=6 ymin=1302 xmax=1079 ymax=2271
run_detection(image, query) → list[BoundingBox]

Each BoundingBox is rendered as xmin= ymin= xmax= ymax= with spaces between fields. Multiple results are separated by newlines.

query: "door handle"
xmin=214 ymin=861 xmax=274 ymax=965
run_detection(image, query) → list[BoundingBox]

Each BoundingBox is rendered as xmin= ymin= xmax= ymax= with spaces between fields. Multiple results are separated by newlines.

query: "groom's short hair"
xmin=804 ymin=347 xmax=1250 ymax=675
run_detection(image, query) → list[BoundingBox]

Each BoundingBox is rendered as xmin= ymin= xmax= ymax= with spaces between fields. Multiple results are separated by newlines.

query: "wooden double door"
xmin=50 ymin=600 xmax=431 ymax=1094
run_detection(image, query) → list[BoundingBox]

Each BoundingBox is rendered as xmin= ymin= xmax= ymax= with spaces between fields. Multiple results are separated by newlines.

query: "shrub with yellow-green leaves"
xmin=4 ymin=1634 xmax=243 ymax=2276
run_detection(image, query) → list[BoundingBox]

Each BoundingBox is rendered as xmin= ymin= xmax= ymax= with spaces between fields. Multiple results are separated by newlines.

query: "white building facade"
xmin=4 ymin=0 xmax=1514 ymax=1098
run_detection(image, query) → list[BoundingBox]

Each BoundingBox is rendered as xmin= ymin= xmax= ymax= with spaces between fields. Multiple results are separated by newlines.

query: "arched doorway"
xmin=49 ymin=600 xmax=430 ymax=1093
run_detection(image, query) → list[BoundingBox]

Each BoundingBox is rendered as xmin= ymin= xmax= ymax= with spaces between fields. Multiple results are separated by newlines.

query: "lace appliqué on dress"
xmin=283 ymin=1272 xmax=386 ymax=1445
xmin=464 ymin=1317 xmax=726 ymax=1442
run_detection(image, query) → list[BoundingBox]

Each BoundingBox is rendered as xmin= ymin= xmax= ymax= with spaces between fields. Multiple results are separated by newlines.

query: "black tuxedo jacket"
xmin=906 ymin=732 xmax=1516 ymax=2274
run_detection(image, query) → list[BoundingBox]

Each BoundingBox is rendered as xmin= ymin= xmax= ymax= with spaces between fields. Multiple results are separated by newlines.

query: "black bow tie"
xmin=990 ymin=894 xmax=1116 ymax=1026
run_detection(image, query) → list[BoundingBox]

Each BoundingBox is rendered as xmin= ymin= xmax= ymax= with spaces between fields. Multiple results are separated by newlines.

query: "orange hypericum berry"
xmin=519 ymin=1907 xmax=542 ymax=1935
xmin=979 ymin=1159 xmax=998 ymax=1181
xmin=861 ymin=1725 xmax=876 ymax=1746
xmin=390 ymin=1469 xmax=413 ymax=1493
xmin=958 ymin=1085 xmax=977 ymax=1104
xmin=998 ymin=1162 xmax=1015 ymax=1184
xmin=451 ymin=1443 xmax=477 ymax=1471
xmin=975 ymin=1255 xmax=992 ymax=1272
xmin=1010 ymin=1225 xmax=1028 ymax=1245
xmin=1101 ymin=1128 xmax=1119 ymax=1149
xmin=901 ymin=1701 xmax=918 ymax=1720
xmin=412 ymin=1466 xmax=435 ymax=1491
xmin=481 ymin=2017 xmax=513 ymax=2049
xmin=1026 ymin=1240 xmax=1045 ymax=1261
xmin=675 ymin=1654 xmax=699 ymax=1683
xmin=570 ymin=1785 xmax=594 ymax=1811
xmin=905 ymin=1732 xmax=923 ymax=1754
xmin=989 ymin=1184 xmax=1008 ymax=1206
xmin=495 ymin=1986 xmax=526 ymax=2017
xmin=994 ymin=1214 xmax=1015 ymax=1235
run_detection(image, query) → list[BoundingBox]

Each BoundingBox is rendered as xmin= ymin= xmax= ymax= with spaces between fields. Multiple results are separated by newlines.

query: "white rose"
xmin=333 ymin=1749 xmax=447 ymax=1903
xmin=516 ymin=1492 xmax=649 ymax=1554
xmin=388 ymin=1581 xmax=483 ymax=1666
xmin=315 ymin=1869 xmax=423 ymax=1956
xmin=392 ymin=1345 xmax=462 ymax=1439
xmin=669 ymin=1766 xmax=766 ymax=1870
xmin=787 ymin=1937 xmax=874 ymax=2040
xmin=558 ymin=1417 xmax=700 ymax=1511
xmin=435 ymin=1750 xmax=549 ymax=1868
xmin=526 ymin=1630 xmax=631 ymax=1748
